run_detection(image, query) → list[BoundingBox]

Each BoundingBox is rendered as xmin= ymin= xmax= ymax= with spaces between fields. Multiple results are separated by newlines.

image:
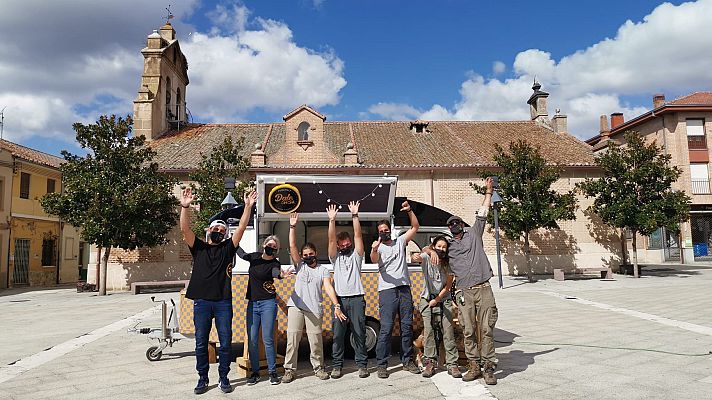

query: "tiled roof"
xmin=150 ymin=120 xmax=595 ymax=171
xmin=0 ymin=139 xmax=63 ymax=169
xmin=667 ymin=92 xmax=712 ymax=105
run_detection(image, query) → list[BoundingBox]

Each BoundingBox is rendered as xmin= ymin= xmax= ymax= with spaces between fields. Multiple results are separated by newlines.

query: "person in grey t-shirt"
xmin=426 ymin=177 xmax=499 ymax=385
xmin=282 ymin=213 xmax=343 ymax=384
xmin=327 ymin=201 xmax=369 ymax=379
xmin=370 ymin=200 xmax=421 ymax=378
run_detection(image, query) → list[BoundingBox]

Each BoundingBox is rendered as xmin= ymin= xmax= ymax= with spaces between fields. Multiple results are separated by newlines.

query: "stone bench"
xmin=131 ymin=280 xmax=189 ymax=295
xmin=553 ymin=267 xmax=613 ymax=281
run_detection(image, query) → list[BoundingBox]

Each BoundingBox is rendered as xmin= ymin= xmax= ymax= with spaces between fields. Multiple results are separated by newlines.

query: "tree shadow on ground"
xmin=494 ymin=327 xmax=558 ymax=379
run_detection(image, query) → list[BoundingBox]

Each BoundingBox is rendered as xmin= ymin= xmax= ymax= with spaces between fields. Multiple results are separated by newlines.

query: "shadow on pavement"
xmin=494 ymin=327 xmax=558 ymax=380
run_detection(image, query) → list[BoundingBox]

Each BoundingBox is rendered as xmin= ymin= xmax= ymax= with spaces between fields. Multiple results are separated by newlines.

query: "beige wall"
xmin=0 ymin=150 xmax=12 ymax=288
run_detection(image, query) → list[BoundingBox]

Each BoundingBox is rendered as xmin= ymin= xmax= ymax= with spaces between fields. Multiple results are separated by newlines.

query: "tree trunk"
xmin=524 ymin=232 xmax=533 ymax=283
xmin=95 ymin=247 xmax=102 ymax=286
xmin=99 ymin=247 xmax=110 ymax=296
xmin=620 ymin=229 xmax=628 ymax=268
xmin=632 ymin=230 xmax=639 ymax=278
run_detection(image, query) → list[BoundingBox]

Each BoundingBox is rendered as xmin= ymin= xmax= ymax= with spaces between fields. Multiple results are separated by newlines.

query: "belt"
xmin=466 ymin=281 xmax=490 ymax=290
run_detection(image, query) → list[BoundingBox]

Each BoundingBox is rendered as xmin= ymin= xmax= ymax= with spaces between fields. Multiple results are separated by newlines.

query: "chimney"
xmin=147 ymin=30 xmax=162 ymax=49
xmin=527 ymin=80 xmax=550 ymax=126
xmin=344 ymin=142 xmax=359 ymax=165
xmin=610 ymin=112 xmax=624 ymax=129
xmin=653 ymin=93 xmax=666 ymax=109
xmin=159 ymin=23 xmax=176 ymax=42
xmin=250 ymin=143 xmax=266 ymax=167
xmin=551 ymin=109 xmax=568 ymax=134
xmin=599 ymin=115 xmax=610 ymax=139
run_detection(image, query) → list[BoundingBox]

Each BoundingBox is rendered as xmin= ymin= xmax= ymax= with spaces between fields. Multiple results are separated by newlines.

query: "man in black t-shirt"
xmin=180 ymin=188 xmax=257 ymax=394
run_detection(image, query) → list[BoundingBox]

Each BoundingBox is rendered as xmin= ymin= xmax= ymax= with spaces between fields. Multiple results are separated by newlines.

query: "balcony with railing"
xmin=691 ymin=179 xmax=711 ymax=195
xmin=688 ymin=135 xmax=707 ymax=150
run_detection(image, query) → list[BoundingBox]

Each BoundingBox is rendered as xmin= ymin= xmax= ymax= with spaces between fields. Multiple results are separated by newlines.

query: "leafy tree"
xmin=472 ymin=140 xmax=577 ymax=282
xmin=577 ymin=131 xmax=690 ymax=277
xmin=188 ymin=136 xmax=251 ymax=236
xmin=41 ymin=115 xmax=178 ymax=295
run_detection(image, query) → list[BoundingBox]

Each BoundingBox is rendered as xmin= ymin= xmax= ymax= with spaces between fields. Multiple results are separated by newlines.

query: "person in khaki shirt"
xmin=425 ymin=177 xmax=499 ymax=385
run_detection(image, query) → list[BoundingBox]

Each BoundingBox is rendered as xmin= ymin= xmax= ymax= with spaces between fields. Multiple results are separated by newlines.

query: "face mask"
xmin=449 ymin=224 xmax=463 ymax=235
xmin=209 ymin=231 xmax=225 ymax=243
xmin=434 ymin=249 xmax=448 ymax=260
xmin=338 ymin=247 xmax=352 ymax=255
xmin=264 ymin=246 xmax=276 ymax=256
xmin=379 ymin=232 xmax=391 ymax=242
xmin=302 ymin=255 xmax=316 ymax=265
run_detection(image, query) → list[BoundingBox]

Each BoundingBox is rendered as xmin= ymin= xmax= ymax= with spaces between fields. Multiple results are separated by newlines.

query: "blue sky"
xmin=1 ymin=0 xmax=710 ymax=157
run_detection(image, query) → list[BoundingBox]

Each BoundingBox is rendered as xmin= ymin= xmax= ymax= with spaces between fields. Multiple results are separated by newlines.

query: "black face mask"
xmin=449 ymin=224 xmax=463 ymax=235
xmin=302 ymin=255 xmax=316 ymax=265
xmin=264 ymin=246 xmax=276 ymax=256
xmin=434 ymin=249 xmax=448 ymax=260
xmin=339 ymin=247 xmax=352 ymax=255
xmin=379 ymin=232 xmax=391 ymax=242
xmin=209 ymin=231 xmax=225 ymax=243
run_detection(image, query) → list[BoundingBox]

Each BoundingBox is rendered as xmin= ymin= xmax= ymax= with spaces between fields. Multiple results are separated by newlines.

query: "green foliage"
xmin=41 ymin=115 xmax=178 ymax=250
xmin=577 ymin=131 xmax=690 ymax=236
xmin=188 ymin=136 xmax=251 ymax=236
xmin=472 ymin=140 xmax=578 ymax=242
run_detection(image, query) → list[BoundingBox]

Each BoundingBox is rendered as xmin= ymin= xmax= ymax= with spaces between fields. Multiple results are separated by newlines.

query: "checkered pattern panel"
xmin=178 ymin=271 xmax=427 ymax=342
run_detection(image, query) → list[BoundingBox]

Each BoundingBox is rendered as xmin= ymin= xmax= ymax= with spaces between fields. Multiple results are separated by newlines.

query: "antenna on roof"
xmin=0 ymin=107 xmax=5 ymax=140
xmin=164 ymin=5 xmax=174 ymax=24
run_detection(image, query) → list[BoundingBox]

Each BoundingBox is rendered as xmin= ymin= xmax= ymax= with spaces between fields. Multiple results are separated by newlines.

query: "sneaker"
xmin=448 ymin=366 xmax=462 ymax=378
xmin=315 ymin=367 xmax=330 ymax=380
xmin=483 ymin=362 xmax=498 ymax=385
xmin=282 ymin=369 xmax=296 ymax=384
xmin=246 ymin=373 xmax=260 ymax=386
xmin=421 ymin=359 xmax=435 ymax=378
xmin=404 ymin=360 xmax=421 ymax=374
xmin=269 ymin=372 xmax=281 ymax=385
xmin=219 ymin=377 xmax=233 ymax=393
xmin=358 ymin=367 xmax=370 ymax=378
xmin=331 ymin=367 xmax=342 ymax=379
xmin=377 ymin=367 xmax=389 ymax=379
xmin=193 ymin=376 xmax=209 ymax=395
xmin=462 ymin=361 xmax=482 ymax=382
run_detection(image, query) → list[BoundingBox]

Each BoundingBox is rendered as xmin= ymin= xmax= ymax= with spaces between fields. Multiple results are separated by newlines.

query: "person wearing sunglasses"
xmin=370 ymin=200 xmax=421 ymax=378
xmin=180 ymin=188 xmax=257 ymax=394
xmin=426 ymin=177 xmax=498 ymax=385
xmin=282 ymin=212 xmax=342 ymax=383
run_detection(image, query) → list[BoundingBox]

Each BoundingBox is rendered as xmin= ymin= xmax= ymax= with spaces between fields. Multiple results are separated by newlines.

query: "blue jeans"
xmin=376 ymin=285 xmax=414 ymax=368
xmin=247 ymin=298 xmax=278 ymax=374
xmin=193 ymin=299 xmax=233 ymax=379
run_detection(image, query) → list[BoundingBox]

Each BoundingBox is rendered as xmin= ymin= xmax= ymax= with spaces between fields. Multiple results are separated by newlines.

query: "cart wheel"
xmin=146 ymin=346 xmax=162 ymax=361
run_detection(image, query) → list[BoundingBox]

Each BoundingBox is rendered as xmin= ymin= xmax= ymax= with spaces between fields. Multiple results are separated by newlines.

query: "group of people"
xmin=178 ymin=177 xmax=499 ymax=395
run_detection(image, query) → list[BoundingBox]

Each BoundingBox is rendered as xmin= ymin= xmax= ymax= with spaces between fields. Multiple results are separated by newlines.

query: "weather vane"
xmin=165 ymin=5 xmax=174 ymax=24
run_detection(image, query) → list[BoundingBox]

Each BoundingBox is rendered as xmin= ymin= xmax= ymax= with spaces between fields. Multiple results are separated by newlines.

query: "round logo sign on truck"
xmin=268 ymin=184 xmax=301 ymax=214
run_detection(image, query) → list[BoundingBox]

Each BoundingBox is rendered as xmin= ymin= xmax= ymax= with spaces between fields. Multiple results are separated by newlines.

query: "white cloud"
xmin=0 ymin=0 xmax=346 ymax=144
xmin=492 ymin=61 xmax=506 ymax=75
xmin=373 ymin=0 xmax=712 ymax=138
xmin=368 ymin=103 xmax=421 ymax=120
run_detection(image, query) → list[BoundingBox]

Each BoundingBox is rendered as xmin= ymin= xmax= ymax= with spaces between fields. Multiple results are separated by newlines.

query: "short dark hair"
xmin=376 ymin=219 xmax=391 ymax=230
xmin=301 ymin=242 xmax=317 ymax=253
xmin=336 ymin=231 xmax=352 ymax=242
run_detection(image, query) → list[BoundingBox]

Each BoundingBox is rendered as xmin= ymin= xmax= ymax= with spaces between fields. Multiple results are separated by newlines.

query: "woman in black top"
xmin=241 ymin=234 xmax=288 ymax=385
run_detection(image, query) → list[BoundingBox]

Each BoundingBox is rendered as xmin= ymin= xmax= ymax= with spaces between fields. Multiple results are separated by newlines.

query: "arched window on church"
xmin=165 ymin=77 xmax=172 ymax=119
xmin=298 ymin=121 xmax=310 ymax=141
xmin=176 ymin=87 xmax=182 ymax=121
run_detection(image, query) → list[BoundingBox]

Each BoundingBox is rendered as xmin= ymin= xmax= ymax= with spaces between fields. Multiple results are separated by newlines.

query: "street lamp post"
xmin=491 ymin=182 xmax=504 ymax=289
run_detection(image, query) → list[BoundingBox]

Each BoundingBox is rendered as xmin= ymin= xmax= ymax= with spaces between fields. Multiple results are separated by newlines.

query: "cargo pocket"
xmin=488 ymin=305 xmax=498 ymax=328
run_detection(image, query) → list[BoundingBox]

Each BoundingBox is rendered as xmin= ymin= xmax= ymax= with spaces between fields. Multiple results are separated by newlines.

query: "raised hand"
xmin=180 ymin=187 xmax=194 ymax=208
xmin=400 ymin=200 xmax=411 ymax=212
xmin=371 ymin=238 xmax=381 ymax=252
xmin=326 ymin=204 xmax=338 ymax=220
xmin=348 ymin=200 xmax=360 ymax=215
xmin=485 ymin=177 xmax=494 ymax=192
xmin=290 ymin=212 xmax=299 ymax=226
xmin=244 ymin=190 xmax=258 ymax=206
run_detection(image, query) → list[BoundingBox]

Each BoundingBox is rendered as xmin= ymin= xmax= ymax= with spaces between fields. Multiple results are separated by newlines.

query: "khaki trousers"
xmin=284 ymin=306 xmax=324 ymax=371
xmin=458 ymin=284 xmax=498 ymax=365
xmin=419 ymin=298 xmax=459 ymax=368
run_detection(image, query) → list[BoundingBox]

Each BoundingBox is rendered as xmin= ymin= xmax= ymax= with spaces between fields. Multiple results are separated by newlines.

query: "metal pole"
xmin=493 ymin=206 xmax=503 ymax=289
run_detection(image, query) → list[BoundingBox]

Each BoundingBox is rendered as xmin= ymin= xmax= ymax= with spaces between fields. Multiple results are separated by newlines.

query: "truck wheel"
xmin=146 ymin=346 xmax=162 ymax=361
xmin=350 ymin=319 xmax=380 ymax=356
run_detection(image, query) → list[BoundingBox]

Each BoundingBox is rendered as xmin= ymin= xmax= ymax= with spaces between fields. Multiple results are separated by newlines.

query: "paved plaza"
xmin=1 ymin=265 xmax=711 ymax=399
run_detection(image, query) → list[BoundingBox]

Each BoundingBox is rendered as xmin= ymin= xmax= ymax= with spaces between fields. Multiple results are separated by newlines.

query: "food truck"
xmin=178 ymin=174 xmax=455 ymax=370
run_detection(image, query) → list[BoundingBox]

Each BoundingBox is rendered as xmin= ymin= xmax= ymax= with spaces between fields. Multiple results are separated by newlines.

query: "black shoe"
xmin=377 ymin=367 xmax=388 ymax=379
xmin=194 ymin=376 xmax=209 ymax=395
xmin=269 ymin=372 xmax=281 ymax=385
xmin=246 ymin=373 xmax=260 ymax=386
xmin=219 ymin=377 xmax=233 ymax=393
